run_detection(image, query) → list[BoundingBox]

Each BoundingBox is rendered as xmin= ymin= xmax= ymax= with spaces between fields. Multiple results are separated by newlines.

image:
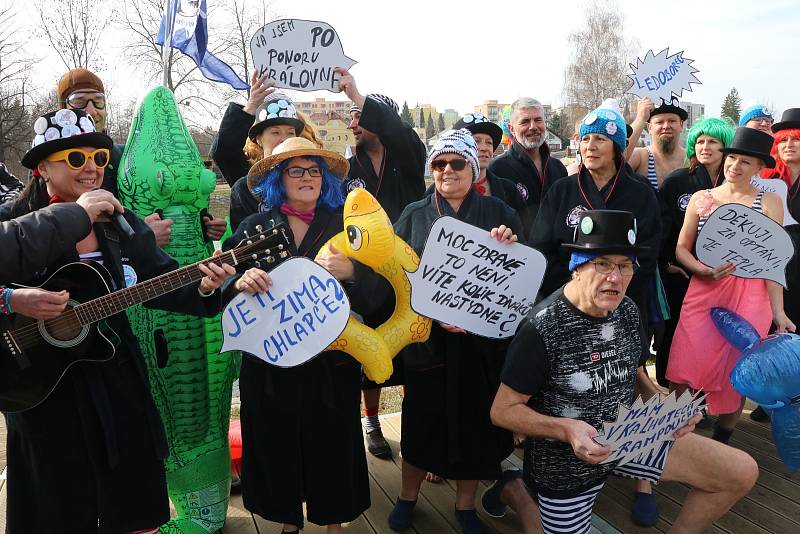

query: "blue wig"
xmin=251 ymin=156 xmax=344 ymax=211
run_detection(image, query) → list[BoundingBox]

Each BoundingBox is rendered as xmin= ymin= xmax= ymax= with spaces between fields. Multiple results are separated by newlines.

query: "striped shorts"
xmin=536 ymin=441 xmax=672 ymax=534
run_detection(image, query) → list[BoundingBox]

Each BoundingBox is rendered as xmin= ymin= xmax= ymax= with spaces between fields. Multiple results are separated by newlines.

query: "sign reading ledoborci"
xmin=250 ymin=19 xmax=356 ymax=92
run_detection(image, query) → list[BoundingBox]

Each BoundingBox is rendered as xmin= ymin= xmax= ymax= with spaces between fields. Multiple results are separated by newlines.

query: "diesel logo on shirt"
xmin=589 ymin=348 xmax=617 ymax=362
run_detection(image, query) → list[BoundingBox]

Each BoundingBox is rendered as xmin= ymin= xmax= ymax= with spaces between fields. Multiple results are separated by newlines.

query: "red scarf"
xmin=473 ymin=176 xmax=488 ymax=195
xmin=280 ymin=203 xmax=315 ymax=224
xmin=49 ymin=194 xmax=67 ymax=204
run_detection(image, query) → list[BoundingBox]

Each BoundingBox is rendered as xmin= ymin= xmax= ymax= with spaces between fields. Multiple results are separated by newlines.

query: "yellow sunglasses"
xmin=46 ymin=148 xmax=110 ymax=170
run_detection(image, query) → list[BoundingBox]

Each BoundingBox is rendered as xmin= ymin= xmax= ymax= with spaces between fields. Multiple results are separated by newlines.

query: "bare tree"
xmin=562 ymin=2 xmax=639 ymax=121
xmin=113 ymin=0 xmax=242 ymax=126
xmin=0 ymin=1 xmax=36 ymax=170
xmin=219 ymin=0 xmax=278 ymax=96
xmin=35 ymin=0 xmax=109 ymax=71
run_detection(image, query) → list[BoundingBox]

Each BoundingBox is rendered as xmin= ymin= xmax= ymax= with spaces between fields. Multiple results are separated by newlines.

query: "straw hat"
xmin=247 ymin=137 xmax=349 ymax=189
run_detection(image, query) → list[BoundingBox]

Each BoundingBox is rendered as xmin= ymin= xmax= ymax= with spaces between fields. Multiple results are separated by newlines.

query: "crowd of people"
xmin=1 ymin=63 xmax=797 ymax=534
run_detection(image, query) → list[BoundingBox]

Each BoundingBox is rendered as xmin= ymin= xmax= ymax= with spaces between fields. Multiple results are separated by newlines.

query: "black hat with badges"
xmin=21 ymin=109 xmax=112 ymax=169
xmin=562 ymin=209 xmax=644 ymax=254
xmin=771 ymin=108 xmax=800 ymax=133
xmin=649 ymin=99 xmax=688 ymax=122
xmin=454 ymin=112 xmax=503 ymax=151
xmin=248 ymin=91 xmax=305 ymax=141
xmin=721 ymin=127 xmax=776 ymax=168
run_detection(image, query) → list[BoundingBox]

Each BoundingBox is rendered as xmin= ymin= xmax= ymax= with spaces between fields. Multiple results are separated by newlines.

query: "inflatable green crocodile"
xmin=118 ymin=86 xmax=237 ymax=534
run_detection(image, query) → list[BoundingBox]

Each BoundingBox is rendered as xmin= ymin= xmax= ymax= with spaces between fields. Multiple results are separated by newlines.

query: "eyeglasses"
xmin=284 ymin=166 xmax=322 ymax=178
xmin=755 ymin=118 xmax=774 ymax=125
xmin=431 ymin=158 xmax=467 ymax=172
xmin=46 ymin=148 xmax=110 ymax=170
xmin=64 ymin=92 xmax=106 ymax=110
xmin=590 ymin=260 xmax=637 ymax=277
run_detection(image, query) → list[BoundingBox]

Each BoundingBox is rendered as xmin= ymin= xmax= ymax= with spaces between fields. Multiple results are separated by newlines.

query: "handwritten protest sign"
xmin=627 ymin=48 xmax=700 ymax=103
xmin=221 ymin=257 xmax=350 ymax=366
xmin=751 ymin=177 xmax=798 ymax=226
xmin=250 ymin=19 xmax=356 ymax=92
xmin=696 ymin=203 xmax=795 ymax=287
xmin=595 ymin=390 xmax=704 ymax=466
xmin=407 ymin=216 xmax=545 ymax=339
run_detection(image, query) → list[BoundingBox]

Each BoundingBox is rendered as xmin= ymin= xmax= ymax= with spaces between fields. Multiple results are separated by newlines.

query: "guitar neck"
xmin=74 ymin=250 xmax=239 ymax=325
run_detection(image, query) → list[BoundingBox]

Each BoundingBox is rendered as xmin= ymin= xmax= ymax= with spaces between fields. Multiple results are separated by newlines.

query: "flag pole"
xmin=162 ymin=0 xmax=174 ymax=87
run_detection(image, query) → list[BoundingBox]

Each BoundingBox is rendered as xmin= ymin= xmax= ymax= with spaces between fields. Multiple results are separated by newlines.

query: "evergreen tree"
xmin=419 ymin=109 xmax=426 ymax=129
xmin=437 ymin=113 xmax=445 ymax=133
xmin=401 ymin=101 xmax=414 ymax=125
xmin=721 ymin=87 xmax=742 ymax=125
xmin=426 ymin=112 xmax=435 ymax=139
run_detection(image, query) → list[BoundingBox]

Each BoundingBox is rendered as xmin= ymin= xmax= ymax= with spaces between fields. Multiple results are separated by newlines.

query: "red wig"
xmin=761 ymin=128 xmax=800 ymax=186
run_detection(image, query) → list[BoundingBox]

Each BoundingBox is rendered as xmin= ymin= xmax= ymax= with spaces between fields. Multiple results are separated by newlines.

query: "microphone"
xmin=112 ymin=212 xmax=135 ymax=239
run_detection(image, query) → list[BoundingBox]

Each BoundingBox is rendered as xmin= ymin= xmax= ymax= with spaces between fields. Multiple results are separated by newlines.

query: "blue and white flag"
xmin=156 ymin=0 xmax=248 ymax=90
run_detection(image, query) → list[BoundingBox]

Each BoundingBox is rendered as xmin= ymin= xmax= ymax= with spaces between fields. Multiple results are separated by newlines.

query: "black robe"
xmin=782 ymin=178 xmax=800 ymax=324
xmin=392 ymin=190 xmax=520 ymax=479
xmin=222 ymin=207 xmax=374 ymax=526
xmin=0 ymin=206 xmax=221 ymax=533
xmin=529 ymin=166 xmax=662 ymax=322
xmin=341 ymin=97 xmax=426 ymax=224
xmin=488 ymin=141 xmax=568 ymax=233
xmin=210 ymin=102 xmax=254 ymax=187
xmin=655 ymin=165 xmax=715 ymax=384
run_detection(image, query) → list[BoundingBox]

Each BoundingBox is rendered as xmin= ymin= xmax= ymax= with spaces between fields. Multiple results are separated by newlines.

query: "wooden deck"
xmin=2 ymin=407 xmax=799 ymax=533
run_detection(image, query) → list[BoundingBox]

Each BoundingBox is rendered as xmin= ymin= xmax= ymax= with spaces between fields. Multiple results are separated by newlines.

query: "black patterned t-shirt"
xmin=502 ymin=287 xmax=646 ymax=495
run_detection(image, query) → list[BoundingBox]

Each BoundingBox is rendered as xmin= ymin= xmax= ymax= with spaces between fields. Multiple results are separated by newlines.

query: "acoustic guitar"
xmin=0 ymin=223 xmax=291 ymax=413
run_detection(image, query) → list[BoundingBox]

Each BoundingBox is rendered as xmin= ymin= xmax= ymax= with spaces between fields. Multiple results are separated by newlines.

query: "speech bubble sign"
xmin=221 ymin=257 xmax=350 ymax=366
xmin=595 ymin=390 xmax=704 ymax=466
xmin=250 ymin=19 xmax=356 ymax=93
xmin=751 ymin=177 xmax=799 ymax=226
xmin=406 ymin=216 xmax=545 ymax=339
xmin=626 ymin=48 xmax=701 ymax=103
xmin=696 ymin=203 xmax=795 ymax=287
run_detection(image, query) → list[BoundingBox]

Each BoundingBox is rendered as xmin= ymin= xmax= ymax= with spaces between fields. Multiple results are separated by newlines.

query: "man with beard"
xmin=489 ymin=97 xmax=568 ymax=234
xmin=336 ymin=67 xmax=427 ymax=460
xmin=628 ymin=100 xmax=688 ymax=189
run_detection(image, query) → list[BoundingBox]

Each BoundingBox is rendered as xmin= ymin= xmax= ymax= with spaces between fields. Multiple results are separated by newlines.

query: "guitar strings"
xmin=8 ymin=234 xmax=281 ymax=346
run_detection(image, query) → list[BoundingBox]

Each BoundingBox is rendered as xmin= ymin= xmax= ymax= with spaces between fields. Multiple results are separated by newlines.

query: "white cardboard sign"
xmin=696 ymin=203 xmax=795 ymax=287
xmin=221 ymin=257 xmax=350 ymax=366
xmin=407 ymin=216 xmax=545 ymax=339
xmin=250 ymin=19 xmax=356 ymax=92
xmin=595 ymin=390 xmax=704 ymax=466
xmin=626 ymin=48 xmax=700 ymax=103
xmin=750 ymin=177 xmax=798 ymax=226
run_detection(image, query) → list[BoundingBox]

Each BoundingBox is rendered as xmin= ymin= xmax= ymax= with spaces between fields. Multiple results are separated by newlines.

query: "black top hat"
xmin=454 ymin=112 xmax=503 ymax=151
xmin=721 ymin=127 xmax=775 ymax=168
xmin=562 ymin=210 xmax=644 ymax=254
xmin=772 ymin=108 xmax=800 ymax=133
xmin=248 ymin=92 xmax=304 ymax=141
xmin=649 ymin=101 xmax=688 ymax=122
xmin=21 ymin=109 xmax=112 ymax=169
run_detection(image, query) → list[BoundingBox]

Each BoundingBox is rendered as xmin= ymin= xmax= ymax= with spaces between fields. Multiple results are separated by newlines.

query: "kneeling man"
xmin=491 ymin=210 xmax=758 ymax=534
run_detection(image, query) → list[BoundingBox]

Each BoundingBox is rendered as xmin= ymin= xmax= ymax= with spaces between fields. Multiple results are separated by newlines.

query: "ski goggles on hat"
xmin=46 ymin=148 xmax=110 ymax=170
xmin=430 ymin=157 xmax=468 ymax=172
xmin=64 ymin=92 xmax=107 ymax=110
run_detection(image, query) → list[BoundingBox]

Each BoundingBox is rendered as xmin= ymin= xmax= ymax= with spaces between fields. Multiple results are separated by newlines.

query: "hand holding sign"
xmin=407 ymin=216 xmax=545 ymax=339
xmin=221 ymin=257 xmax=351 ymax=367
xmin=627 ymin=48 xmax=701 ymax=103
xmin=696 ymin=203 xmax=795 ymax=287
xmin=594 ymin=390 xmax=705 ymax=466
xmin=250 ymin=19 xmax=356 ymax=92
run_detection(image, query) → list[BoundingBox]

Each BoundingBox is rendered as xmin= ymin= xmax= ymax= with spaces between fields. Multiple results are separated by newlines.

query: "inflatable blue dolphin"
xmin=711 ymin=307 xmax=800 ymax=471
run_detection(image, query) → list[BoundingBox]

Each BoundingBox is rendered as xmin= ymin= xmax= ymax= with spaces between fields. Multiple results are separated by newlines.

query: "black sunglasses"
xmin=431 ymin=158 xmax=467 ymax=172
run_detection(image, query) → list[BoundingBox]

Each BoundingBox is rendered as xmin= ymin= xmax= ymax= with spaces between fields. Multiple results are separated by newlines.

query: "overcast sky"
xmin=17 ymin=0 xmax=800 ymax=121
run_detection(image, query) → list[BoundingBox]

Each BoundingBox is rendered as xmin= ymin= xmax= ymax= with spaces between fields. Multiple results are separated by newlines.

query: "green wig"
xmin=686 ymin=117 xmax=736 ymax=160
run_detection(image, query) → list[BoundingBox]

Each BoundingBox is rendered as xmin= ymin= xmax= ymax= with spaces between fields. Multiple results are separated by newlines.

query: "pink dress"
xmin=666 ymin=191 xmax=772 ymax=414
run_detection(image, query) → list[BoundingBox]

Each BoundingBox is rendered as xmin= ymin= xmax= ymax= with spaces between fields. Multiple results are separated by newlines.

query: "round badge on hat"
xmin=605 ymin=122 xmax=618 ymax=135
xmin=581 ymin=216 xmax=594 ymax=235
xmin=627 ymin=229 xmax=636 ymax=245
xmin=584 ymin=113 xmax=598 ymax=125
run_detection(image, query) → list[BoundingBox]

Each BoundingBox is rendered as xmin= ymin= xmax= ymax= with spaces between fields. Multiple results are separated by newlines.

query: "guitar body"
xmin=0 ymin=262 xmax=117 ymax=413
